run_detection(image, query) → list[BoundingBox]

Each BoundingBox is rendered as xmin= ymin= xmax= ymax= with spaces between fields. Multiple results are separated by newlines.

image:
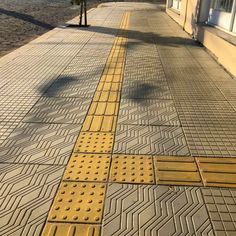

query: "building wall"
xmin=166 ymin=0 xmax=236 ymax=76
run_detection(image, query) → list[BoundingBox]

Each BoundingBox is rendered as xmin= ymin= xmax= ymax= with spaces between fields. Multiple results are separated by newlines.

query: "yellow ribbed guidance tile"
xmin=197 ymin=157 xmax=236 ymax=188
xmin=89 ymin=102 xmax=119 ymax=116
xmin=42 ymin=223 xmax=100 ymax=236
xmin=48 ymin=182 xmax=106 ymax=223
xmin=154 ymin=156 xmax=202 ymax=186
xmin=93 ymin=91 xmax=121 ymax=102
xmin=97 ymin=82 xmax=122 ymax=92
xmin=64 ymin=153 xmax=111 ymax=182
xmin=110 ymin=154 xmax=154 ymax=184
xmin=74 ymin=132 xmax=114 ymax=153
xmin=82 ymin=116 xmax=117 ymax=132
xmin=101 ymin=74 xmax=123 ymax=83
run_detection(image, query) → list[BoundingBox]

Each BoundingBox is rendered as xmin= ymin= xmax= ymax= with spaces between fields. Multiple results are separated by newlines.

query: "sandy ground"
xmin=0 ymin=0 xmax=101 ymax=57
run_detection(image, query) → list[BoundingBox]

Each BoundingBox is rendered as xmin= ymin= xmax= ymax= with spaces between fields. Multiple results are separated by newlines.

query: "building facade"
xmin=166 ymin=0 xmax=236 ymax=76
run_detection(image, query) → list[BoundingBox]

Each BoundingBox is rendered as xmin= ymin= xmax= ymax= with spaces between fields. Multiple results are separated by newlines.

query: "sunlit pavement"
xmin=0 ymin=2 xmax=236 ymax=236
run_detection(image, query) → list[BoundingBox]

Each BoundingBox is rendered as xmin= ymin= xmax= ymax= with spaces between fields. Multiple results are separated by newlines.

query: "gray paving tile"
xmin=157 ymin=47 xmax=192 ymax=58
xmin=118 ymin=99 xmax=180 ymax=126
xmin=0 ymin=123 xmax=81 ymax=164
xmin=114 ymin=124 xmax=190 ymax=156
xmin=0 ymin=163 xmax=64 ymax=236
xmin=0 ymin=122 xmax=18 ymax=146
xmin=122 ymin=81 xmax=172 ymax=100
xmin=164 ymin=67 xmax=212 ymax=82
xmin=23 ymin=97 xmax=91 ymax=124
xmin=44 ymin=75 xmax=99 ymax=98
xmin=169 ymin=82 xmax=226 ymax=101
xmin=0 ymin=96 xmax=39 ymax=123
xmin=183 ymin=126 xmax=236 ymax=157
xmin=201 ymin=188 xmax=236 ymax=235
xmin=175 ymin=100 xmax=236 ymax=127
xmin=102 ymin=184 xmax=214 ymax=236
xmin=215 ymin=81 xmax=236 ymax=101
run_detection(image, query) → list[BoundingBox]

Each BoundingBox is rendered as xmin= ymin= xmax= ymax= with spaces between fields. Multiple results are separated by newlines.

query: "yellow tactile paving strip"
xmin=48 ymin=182 xmax=106 ymax=223
xmin=196 ymin=157 xmax=236 ymax=188
xmin=42 ymin=12 xmax=130 ymax=235
xmin=43 ymin=223 xmax=100 ymax=236
xmin=154 ymin=156 xmax=202 ymax=186
xmin=110 ymin=154 xmax=154 ymax=184
xmin=64 ymin=153 xmax=111 ymax=182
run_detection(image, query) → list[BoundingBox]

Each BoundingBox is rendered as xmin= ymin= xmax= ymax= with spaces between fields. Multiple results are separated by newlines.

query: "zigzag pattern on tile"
xmin=0 ymin=123 xmax=81 ymax=164
xmin=24 ymin=97 xmax=91 ymax=124
xmin=114 ymin=124 xmax=190 ymax=156
xmin=102 ymin=184 xmax=214 ymax=236
xmin=0 ymin=163 xmax=65 ymax=236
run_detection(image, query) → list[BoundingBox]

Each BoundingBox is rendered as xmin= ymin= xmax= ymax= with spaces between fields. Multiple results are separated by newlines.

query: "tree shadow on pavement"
xmin=0 ymin=8 xmax=54 ymax=29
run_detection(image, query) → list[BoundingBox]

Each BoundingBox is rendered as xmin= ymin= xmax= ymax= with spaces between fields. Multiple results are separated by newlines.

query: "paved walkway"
xmin=0 ymin=2 xmax=236 ymax=236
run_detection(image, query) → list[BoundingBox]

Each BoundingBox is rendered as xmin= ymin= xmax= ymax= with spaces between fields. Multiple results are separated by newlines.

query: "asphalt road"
xmin=0 ymin=0 xmax=101 ymax=57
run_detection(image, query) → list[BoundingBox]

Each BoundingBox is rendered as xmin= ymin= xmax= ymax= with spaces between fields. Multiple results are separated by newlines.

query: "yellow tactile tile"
xmin=82 ymin=115 xmax=117 ymax=132
xmin=197 ymin=157 xmax=236 ymax=188
xmin=110 ymin=154 xmax=154 ymax=184
xmin=154 ymin=156 xmax=202 ymax=186
xmin=74 ymin=132 xmax=114 ymax=153
xmin=63 ymin=153 xmax=111 ymax=182
xmin=42 ymin=223 xmax=100 ymax=236
xmin=93 ymin=91 xmax=121 ymax=102
xmin=47 ymin=182 xmax=106 ymax=223
xmin=88 ymin=102 xmax=119 ymax=116
xmin=97 ymin=82 xmax=122 ymax=92
xmin=101 ymin=74 xmax=124 ymax=83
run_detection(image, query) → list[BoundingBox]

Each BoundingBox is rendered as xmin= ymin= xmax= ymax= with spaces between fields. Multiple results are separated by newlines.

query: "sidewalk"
xmin=0 ymin=2 xmax=236 ymax=236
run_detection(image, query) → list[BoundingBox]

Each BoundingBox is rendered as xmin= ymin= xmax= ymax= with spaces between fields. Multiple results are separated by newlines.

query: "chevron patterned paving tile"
xmin=23 ymin=97 xmax=91 ymax=124
xmin=183 ymin=126 xmax=236 ymax=157
xmin=0 ymin=163 xmax=65 ymax=236
xmin=42 ymin=223 xmax=101 ymax=236
xmin=201 ymin=188 xmax=236 ymax=235
xmin=118 ymin=99 xmax=180 ymax=126
xmin=174 ymin=100 xmax=236 ymax=128
xmin=122 ymin=81 xmax=172 ymax=100
xmin=45 ymin=78 xmax=98 ymax=98
xmin=102 ymin=184 xmax=214 ymax=236
xmin=113 ymin=124 xmax=190 ymax=156
xmin=0 ymin=123 xmax=81 ymax=164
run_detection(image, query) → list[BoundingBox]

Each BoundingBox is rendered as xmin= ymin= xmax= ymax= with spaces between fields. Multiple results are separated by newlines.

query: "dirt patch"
xmin=0 ymin=0 xmax=101 ymax=57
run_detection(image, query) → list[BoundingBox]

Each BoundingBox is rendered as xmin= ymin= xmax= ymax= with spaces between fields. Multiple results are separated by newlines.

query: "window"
xmin=171 ymin=0 xmax=181 ymax=11
xmin=208 ymin=0 xmax=236 ymax=33
xmin=212 ymin=0 xmax=233 ymax=12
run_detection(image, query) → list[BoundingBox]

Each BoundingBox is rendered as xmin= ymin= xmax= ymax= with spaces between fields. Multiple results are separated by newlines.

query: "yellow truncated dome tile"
xmin=154 ymin=156 xmax=202 ymax=186
xmin=64 ymin=153 xmax=111 ymax=182
xmin=47 ymin=182 xmax=106 ymax=223
xmin=42 ymin=223 xmax=100 ymax=236
xmin=110 ymin=154 xmax=154 ymax=184
xmin=82 ymin=116 xmax=117 ymax=132
xmin=74 ymin=132 xmax=114 ymax=153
